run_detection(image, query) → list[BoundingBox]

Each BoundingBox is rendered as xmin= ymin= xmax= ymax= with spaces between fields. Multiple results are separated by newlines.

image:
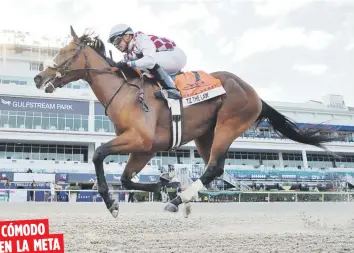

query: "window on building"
xmin=0 ymin=142 xmax=88 ymax=162
xmin=94 ymin=115 xmax=115 ymax=133
xmin=0 ymin=75 xmax=29 ymax=86
xmin=282 ymin=152 xmax=303 ymax=168
xmin=0 ymin=110 xmax=88 ymax=132
xmin=30 ymin=61 xmax=43 ymax=71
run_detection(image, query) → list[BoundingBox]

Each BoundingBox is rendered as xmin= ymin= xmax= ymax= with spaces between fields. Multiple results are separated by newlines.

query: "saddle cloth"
xmin=172 ymin=71 xmax=226 ymax=107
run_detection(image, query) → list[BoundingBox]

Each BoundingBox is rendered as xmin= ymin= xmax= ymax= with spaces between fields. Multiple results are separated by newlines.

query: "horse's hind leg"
xmin=121 ymin=152 xmax=170 ymax=193
xmin=179 ymin=131 xmax=215 ymax=217
xmin=187 ymin=130 xmax=214 ymax=187
xmin=194 ymin=130 xmax=214 ymax=165
xmin=165 ymin=102 xmax=261 ymax=213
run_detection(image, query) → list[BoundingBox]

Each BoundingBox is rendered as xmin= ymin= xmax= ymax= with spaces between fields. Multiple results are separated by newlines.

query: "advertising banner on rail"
xmin=54 ymin=174 xmax=67 ymax=183
xmin=8 ymin=183 xmax=52 ymax=203
xmin=66 ymin=173 xmax=159 ymax=184
xmin=0 ymin=172 xmax=14 ymax=182
xmin=224 ymin=168 xmax=330 ymax=182
xmin=0 ymin=189 xmax=9 ymax=202
xmin=0 ymin=218 xmax=64 ymax=253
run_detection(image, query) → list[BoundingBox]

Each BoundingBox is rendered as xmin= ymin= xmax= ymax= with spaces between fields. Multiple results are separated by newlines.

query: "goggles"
xmin=112 ymin=27 xmax=131 ymax=47
xmin=112 ymin=35 xmax=124 ymax=47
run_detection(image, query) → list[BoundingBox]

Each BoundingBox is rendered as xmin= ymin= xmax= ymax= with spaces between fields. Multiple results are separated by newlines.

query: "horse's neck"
xmin=87 ymin=53 xmax=129 ymax=109
xmin=90 ymin=71 xmax=124 ymax=105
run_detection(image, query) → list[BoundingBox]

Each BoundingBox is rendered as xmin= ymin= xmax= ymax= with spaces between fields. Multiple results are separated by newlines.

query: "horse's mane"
xmin=78 ymin=31 xmax=141 ymax=79
xmin=78 ymin=31 xmax=111 ymax=64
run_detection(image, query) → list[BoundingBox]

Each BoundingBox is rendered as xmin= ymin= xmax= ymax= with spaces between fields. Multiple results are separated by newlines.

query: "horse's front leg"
xmin=92 ymin=130 xmax=153 ymax=218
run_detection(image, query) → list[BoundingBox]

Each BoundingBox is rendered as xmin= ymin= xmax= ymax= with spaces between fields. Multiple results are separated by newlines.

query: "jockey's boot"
xmin=150 ymin=64 xmax=181 ymax=100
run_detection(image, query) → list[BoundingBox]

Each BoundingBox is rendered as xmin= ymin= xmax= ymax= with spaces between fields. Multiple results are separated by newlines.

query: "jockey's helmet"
xmin=107 ymin=24 xmax=134 ymax=44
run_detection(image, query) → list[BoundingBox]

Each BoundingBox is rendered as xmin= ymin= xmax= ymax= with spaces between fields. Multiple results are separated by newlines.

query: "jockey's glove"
xmin=115 ymin=60 xmax=129 ymax=69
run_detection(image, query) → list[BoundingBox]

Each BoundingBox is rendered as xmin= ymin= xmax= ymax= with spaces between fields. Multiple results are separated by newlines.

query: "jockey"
xmin=107 ymin=23 xmax=187 ymax=99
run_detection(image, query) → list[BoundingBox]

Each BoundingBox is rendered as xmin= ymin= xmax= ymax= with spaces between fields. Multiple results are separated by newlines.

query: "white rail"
xmin=2 ymin=189 xmax=354 ymax=203
xmin=0 ymin=189 xmax=152 ymax=203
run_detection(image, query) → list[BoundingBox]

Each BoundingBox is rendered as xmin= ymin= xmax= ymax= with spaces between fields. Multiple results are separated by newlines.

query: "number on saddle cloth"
xmin=190 ymin=71 xmax=201 ymax=82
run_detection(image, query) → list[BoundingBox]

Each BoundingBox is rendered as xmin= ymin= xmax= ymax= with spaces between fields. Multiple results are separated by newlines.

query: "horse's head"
xmin=34 ymin=26 xmax=107 ymax=93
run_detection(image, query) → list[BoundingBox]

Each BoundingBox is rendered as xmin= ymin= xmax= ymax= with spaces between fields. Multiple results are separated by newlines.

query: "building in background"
xmin=0 ymin=29 xmax=353 ymax=179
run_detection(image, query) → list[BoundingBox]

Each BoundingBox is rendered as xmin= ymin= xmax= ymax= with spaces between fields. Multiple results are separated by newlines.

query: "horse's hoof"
xmin=108 ymin=200 xmax=119 ymax=218
xmin=164 ymin=202 xmax=179 ymax=213
xmin=182 ymin=203 xmax=192 ymax=218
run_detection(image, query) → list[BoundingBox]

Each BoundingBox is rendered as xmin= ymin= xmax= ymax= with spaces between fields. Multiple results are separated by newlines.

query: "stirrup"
xmin=154 ymin=89 xmax=181 ymax=100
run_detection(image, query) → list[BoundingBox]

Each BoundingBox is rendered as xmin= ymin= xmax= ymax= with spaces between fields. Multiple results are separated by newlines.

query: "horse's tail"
xmin=255 ymin=99 xmax=342 ymax=155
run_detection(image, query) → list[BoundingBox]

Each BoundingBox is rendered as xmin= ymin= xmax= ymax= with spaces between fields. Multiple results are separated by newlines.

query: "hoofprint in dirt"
xmin=1 ymin=202 xmax=354 ymax=253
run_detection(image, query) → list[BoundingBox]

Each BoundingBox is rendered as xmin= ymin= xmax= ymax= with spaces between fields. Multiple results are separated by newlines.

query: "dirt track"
xmin=1 ymin=202 xmax=354 ymax=253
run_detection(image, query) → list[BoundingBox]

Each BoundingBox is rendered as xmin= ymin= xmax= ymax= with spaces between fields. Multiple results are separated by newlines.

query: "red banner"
xmin=0 ymin=219 xmax=64 ymax=253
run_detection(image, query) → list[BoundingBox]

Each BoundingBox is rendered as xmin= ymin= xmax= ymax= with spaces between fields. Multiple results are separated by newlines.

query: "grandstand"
xmin=1 ymin=29 xmax=354 ymax=199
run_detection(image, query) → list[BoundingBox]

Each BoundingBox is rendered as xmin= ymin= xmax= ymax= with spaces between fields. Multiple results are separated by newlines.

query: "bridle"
xmin=47 ymin=40 xmax=148 ymax=115
xmin=47 ymin=41 xmax=91 ymax=89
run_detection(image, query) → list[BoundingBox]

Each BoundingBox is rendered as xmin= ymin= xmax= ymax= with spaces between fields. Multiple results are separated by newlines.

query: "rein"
xmin=48 ymin=41 xmax=149 ymax=115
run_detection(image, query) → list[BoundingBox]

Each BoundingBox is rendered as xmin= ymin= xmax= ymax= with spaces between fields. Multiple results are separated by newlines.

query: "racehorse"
xmin=34 ymin=26 xmax=339 ymax=218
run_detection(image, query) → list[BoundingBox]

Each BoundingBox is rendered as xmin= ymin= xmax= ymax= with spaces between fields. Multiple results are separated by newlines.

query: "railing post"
xmin=268 ymin=192 xmax=270 ymax=202
xmin=322 ymin=193 xmax=324 ymax=202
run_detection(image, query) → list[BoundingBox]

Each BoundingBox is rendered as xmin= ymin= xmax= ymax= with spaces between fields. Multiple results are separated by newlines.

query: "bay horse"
xmin=34 ymin=26 xmax=338 ymax=218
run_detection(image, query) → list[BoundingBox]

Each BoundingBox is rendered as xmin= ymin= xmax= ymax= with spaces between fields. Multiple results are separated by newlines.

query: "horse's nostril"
xmin=34 ymin=75 xmax=43 ymax=86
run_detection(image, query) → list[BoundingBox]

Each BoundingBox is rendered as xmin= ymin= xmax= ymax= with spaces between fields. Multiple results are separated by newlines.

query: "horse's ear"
xmin=70 ymin=26 xmax=79 ymax=41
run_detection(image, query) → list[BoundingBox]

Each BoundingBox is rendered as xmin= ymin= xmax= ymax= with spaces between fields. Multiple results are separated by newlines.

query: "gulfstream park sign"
xmin=5 ymin=100 xmax=73 ymax=111
xmin=0 ymin=96 xmax=89 ymax=115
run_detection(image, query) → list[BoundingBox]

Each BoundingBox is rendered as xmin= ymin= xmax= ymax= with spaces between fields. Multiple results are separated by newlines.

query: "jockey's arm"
xmin=127 ymin=34 xmax=157 ymax=69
